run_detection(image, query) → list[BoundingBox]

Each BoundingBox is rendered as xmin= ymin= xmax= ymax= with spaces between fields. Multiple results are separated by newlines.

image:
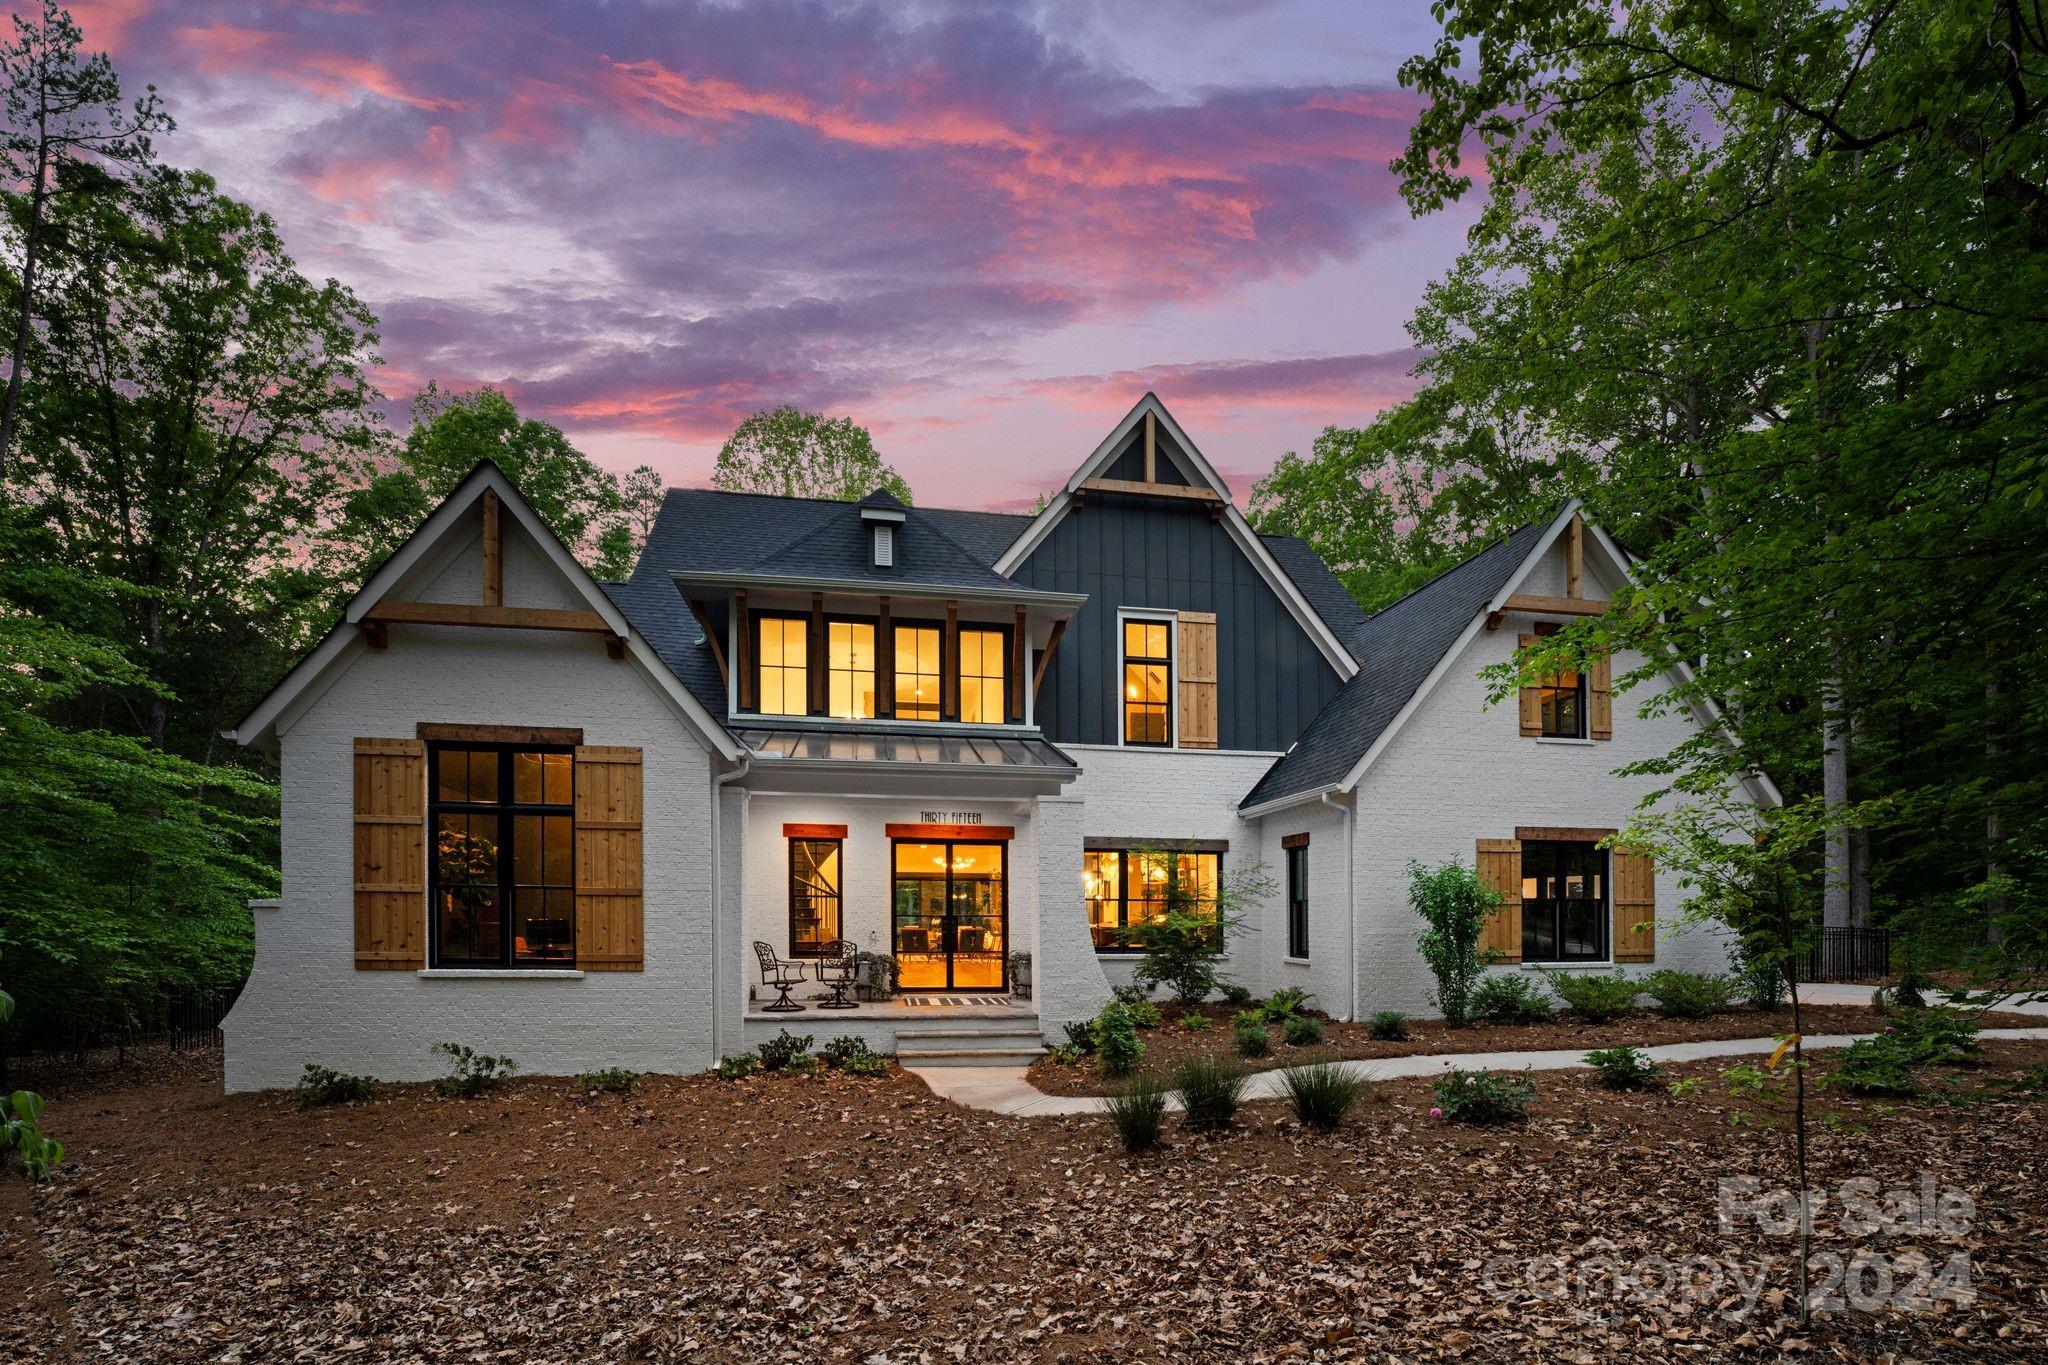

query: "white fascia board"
xmin=991 ymin=392 xmax=1359 ymax=678
xmin=1238 ymin=781 xmax=1343 ymax=820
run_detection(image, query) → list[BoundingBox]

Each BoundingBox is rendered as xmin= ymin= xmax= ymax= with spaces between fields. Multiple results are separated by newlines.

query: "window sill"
xmin=1533 ymin=736 xmax=1597 ymax=746
xmin=417 ymin=968 xmax=585 ymax=980
xmin=1518 ymin=960 xmax=1614 ymax=972
xmin=1283 ymin=956 xmax=1312 ymax=967
xmin=1093 ymin=950 xmax=1146 ymax=959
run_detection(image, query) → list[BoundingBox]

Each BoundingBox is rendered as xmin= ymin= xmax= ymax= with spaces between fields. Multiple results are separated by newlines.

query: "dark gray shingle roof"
xmin=1259 ymin=533 xmax=1370 ymax=644
xmin=1239 ymin=520 xmax=1550 ymax=810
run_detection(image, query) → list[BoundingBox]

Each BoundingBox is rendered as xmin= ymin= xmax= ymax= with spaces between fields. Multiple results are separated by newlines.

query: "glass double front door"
xmin=893 ymin=841 xmax=1006 ymax=991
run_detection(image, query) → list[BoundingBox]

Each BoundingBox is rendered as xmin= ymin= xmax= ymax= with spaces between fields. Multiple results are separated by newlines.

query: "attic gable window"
xmin=872 ymin=523 xmax=894 ymax=567
xmin=860 ymin=502 xmax=906 ymax=570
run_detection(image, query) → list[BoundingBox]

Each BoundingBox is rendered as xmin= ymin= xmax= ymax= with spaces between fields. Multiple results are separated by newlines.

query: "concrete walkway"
xmin=907 ymin=984 xmax=2048 ymax=1118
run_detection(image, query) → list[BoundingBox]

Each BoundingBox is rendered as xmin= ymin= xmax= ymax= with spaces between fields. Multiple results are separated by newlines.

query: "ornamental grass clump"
xmin=1368 ymin=1010 xmax=1409 ymax=1041
xmin=1544 ymin=969 xmax=1642 ymax=1023
xmin=1172 ymin=1055 xmax=1250 ymax=1132
xmin=1102 ymin=1074 xmax=1170 ymax=1153
xmin=1282 ymin=1059 xmax=1371 ymax=1131
xmin=1282 ymin=1013 xmax=1326 ymax=1046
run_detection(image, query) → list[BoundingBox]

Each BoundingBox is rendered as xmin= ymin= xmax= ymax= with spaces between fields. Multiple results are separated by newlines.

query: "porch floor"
xmin=744 ymin=992 xmax=1036 ymax=1020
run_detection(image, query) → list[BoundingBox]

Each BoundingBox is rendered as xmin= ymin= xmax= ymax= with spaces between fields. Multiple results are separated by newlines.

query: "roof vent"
xmin=872 ymin=522 xmax=894 ymax=568
xmin=860 ymin=501 xmax=905 ymax=569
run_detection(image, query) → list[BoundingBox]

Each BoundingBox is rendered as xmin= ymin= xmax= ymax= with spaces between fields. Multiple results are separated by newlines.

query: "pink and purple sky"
xmin=61 ymin=0 xmax=1475 ymax=510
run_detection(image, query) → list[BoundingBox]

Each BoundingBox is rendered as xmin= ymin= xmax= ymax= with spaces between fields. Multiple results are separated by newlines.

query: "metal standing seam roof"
xmin=734 ymin=726 xmax=1079 ymax=770
xmin=1239 ymin=520 xmax=1552 ymax=810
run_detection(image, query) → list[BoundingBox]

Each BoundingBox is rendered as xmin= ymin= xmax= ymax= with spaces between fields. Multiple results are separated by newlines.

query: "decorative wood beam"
xmin=419 ymin=723 xmax=584 ymax=745
xmin=1485 ymin=593 xmax=1610 ymax=630
xmin=735 ymin=588 xmax=754 ymax=711
xmin=686 ymin=596 xmax=728 ymax=690
xmin=1010 ymin=604 xmax=1027 ymax=722
xmin=1565 ymin=512 xmax=1584 ymax=599
xmin=362 ymin=600 xmax=615 ymax=633
xmin=481 ymin=488 xmax=502 ymax=607
xmin=1143 ymin=410 xmax=1157 ymax=483
xmin=942 ymin=599 xmax=959 ymax=721
xmin=1031 ymin=617 xmax=1068 ymax=700
xmin=886 ymin=822 xmax=1014 ymax=842
xmin=1078 ymin=476 xmax=1223 ymax=503
xmin=876 ymin=596 xmax=894 ymax=718
xmin=783 ymin=822 xmax=849 ymax=840
xmin=361 ymin=619 xmax=388 ymax=650
xmin=809 ymin=591 xmax=826 ymax=716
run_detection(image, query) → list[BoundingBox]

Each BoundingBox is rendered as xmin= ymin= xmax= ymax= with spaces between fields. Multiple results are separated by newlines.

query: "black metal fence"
xmin=1803 ymin=927 xmax=1891 ymax=983
xmin=0 ymin=981 xmax=245 ymax=1087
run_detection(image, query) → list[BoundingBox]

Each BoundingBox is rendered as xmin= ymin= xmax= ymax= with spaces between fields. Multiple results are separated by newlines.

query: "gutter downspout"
xmin=1321 ymin=790 xmax=1356 ymax=1021
xmin=710 ymin=752 xmax=753 ymax=1063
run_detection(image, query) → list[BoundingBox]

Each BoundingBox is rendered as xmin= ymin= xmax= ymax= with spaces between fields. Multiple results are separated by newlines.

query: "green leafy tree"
xmin=327 ymin=384 xmax=661 ymax=584
xmin=0 ymin=0 xmax=170 ymax=478
xmin=712 ymin=404 xmax=911 ymax=503
xmin=1407 ymin=858 xmax=1499 ymax=1026
xmin=1128 ymin=848 xmax=1264 ymax=1004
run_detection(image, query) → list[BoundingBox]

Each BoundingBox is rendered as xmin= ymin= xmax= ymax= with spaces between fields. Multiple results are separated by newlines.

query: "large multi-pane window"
xmin=827 ymin=620 xmax=876 ymax=719
xmin=959 ymin=627 xmax=1007 ymax=724
xmin=1286 ymin=843 xmax=1309 ymax=959
xmin=1521 ymin=841 xmax=1607 ymax=962
xmin=892 ymin=624 xmax=941 ymax=719
xmin=788 ymin=838 xmax=843 ymax=956
xmin=1538 ymin=665 xmax=1586 ymax=738
xmin=1083 ymin=848 xmax=1220 ymax=952
xmin=431 ymin=745 xmax=574 ymax=967
xmin=756 ymin=615 xmax=809 ymax=716
xmin=1122 ymin=618 xmax=1171 ymax=745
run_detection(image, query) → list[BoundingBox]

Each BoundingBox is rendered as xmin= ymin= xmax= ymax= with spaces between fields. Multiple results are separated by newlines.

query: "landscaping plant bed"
xmin=7 ymin=1041 xmax=2047 ymax=1361
xmin=1026 ymin=1001 xmax=2045 ymax=1096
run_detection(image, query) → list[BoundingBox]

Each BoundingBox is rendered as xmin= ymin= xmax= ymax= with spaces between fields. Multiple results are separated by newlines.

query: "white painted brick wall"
xmin=1254 ymin=799 xmax=1353 ymax=1017
xmin=222 ymin=529 xmax=722 ymax=1091
xmin=1344 ymin=542 xmax=1737 ymax=1018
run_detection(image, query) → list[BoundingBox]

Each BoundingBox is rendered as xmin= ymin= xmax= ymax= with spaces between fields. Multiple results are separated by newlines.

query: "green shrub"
xmin=1890 ymin=1009 xmax=1983 ymax=1065
xmin=433 ymin=1043 xmax=517 ymax=1098
xmin=575 ymin=1067 xmax=643 ymax=1094
xmin=1119 ymin=995 xmax=1163 ymax=1029
xmin=1282 ymin=1060 xmax=1370 ymax=1131
xmin=1282 ymin=1014 xmax=1326 ymax=1046
xmin=1824 ymin=1034 xmax=1921 ymax=1096
xmin=2 ymin=1090 xmax=61 ymax=1181
xmin=757 ymin=1029 xmax=814 ymax=1072
xmin=1048 ymin=1043 xmax=1085 ymax=1066
xmin=1368 ymin=1010 xmax=1409 ymax=1041
xmin=1583 ymin=1046 xmax=1660 ymax=1090
xmin=1177 ymin=1012 xmax=1213 ymax=1032
xmin=1128 ymin=847 xmax=1250 ymax=1005
xmin=1433 ymin=1068 xmax=1535 ymax=1124
xmin=294 ymin=1064 xmax=375 ymax=1108
xmin=1232 ymin=1009 xmax=1272 ymax=1057
xmin=1471 ymin=972 xmax=1552 ymax=1025
xmin=1062 ymin=1020 xmax=1098 ymax=1054
xmin=1408 ymin=859 xmax=1500 ymax=1025
xmin=782 ymin=1053 xmax=826 ymax=1077
xmin=1103 ymin=1074 xmax=1170 ymax=1153
xmin=1172 ymin=1055 xmax=1249 ymax=1131
xmin=716 ymin=1052 xmax=762 ymax=1080
xmin=1093 ymin=1002 xmax=1143 ymax=1078
xmin=1262 ymin=987 xmax=1314 ymax=1021
xmin=1640 ymin=970 xmax=1737 ymax=1019
xmin=1544 ymin=969 xmax=1642 ymax=1023
xmin=1220 ymin=983 xmax=1254 ymax=1008
xmin=821 ymin=1036 xmax=889 ymax=1075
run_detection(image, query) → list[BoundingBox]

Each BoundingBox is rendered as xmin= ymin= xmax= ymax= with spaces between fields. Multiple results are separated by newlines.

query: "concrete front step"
xmin=897 ymin=1045 xmax=1047 ymax=1067
xmin=896 ymin=1026 xmax=1046 ymax=1049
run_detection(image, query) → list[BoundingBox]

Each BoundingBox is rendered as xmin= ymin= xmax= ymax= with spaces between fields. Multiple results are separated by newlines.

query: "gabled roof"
xmin=229 ymin=461 xmax=742 ymax=760
xmin=1259 ymin=534 xmax=1371 ymax=645
xmin=1239 ymin=517 xmax=1550 ymax=811
xmin=990 ymin=393 xmax=1361 ymax=679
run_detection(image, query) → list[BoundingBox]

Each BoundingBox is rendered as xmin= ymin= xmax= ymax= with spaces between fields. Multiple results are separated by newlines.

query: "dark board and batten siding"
xmin=1012 ymin=493 xmax=1344 ymax=751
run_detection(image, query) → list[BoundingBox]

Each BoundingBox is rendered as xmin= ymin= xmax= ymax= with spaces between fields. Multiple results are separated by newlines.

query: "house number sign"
xmin=918 ymin=810 xmax=982 ymax=824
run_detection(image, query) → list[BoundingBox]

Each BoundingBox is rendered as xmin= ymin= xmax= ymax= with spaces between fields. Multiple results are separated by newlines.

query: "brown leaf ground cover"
xmin=1027 ymin=1002 xmax=2044 ymax=1096
xmin=4 ymin=1041 xmax=2046 ymax=1362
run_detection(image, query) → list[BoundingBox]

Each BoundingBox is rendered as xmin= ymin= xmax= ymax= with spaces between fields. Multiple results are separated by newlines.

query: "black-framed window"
xmin=1521 ymin=841 xmax=1607 ymax=962
xmin=1122 ymin=617 xmax=1171 ymax=746
xmin=755 ymin=612 xmax=809 ymax=716
xmin=892 ymin=622 xmax=942 ymax=720
xmin=430 ymin=744 xmax=575 ymax=967
xmin=826 ymin=617 xmax=877 ymax=719
xmin=1083 ymin=848 xmax=1220 ymax=952
xmin=788 ymin=838 xmax=843 ymax=956
xmin=958 ymin=625 xmax=1009 ymax=724
xmin=1538 ymin=664 xmax=1587 ymax=738
xmin=1286 ymin=844 xmax=1309 ymax=959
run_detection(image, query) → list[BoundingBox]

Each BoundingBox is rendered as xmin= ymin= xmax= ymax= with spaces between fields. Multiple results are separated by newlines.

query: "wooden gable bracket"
xmin=687 ymin=596 xmax=729 ymax=690
xmin=1078 ymin=476 xmax=1224 ymax=504
xmin=482 ymin=488 xmax=503 ymax=607
xmin=360 ymin=600 xmax=628 ymax=657
xmin=1031 ymin=617 xmax=1069 ymax=701
xmin=1486 ymin=594 xmax=1610 ymax=631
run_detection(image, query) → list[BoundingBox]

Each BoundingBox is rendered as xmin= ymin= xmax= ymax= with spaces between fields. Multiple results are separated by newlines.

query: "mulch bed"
xmin=1027 ymin=1001 xmax=2046 ymax=1096
xmin=4 ymin=1040 xmax=2046 ymax=1361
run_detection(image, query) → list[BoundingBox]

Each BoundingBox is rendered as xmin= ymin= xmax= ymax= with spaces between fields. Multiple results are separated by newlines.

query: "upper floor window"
xmin=757 ymin=614 xmax=809 ymax=716
xmin=959 ymin=627 xmax=1007 ymax=724
xmin=1122 ymin=618 xmax=1171 ymax=746
xmin=827 ymin=619 xmax=876 ymax=719
xmin=430 ymin=744 xmax=575 ymax=967
xmin=894 ymin=624 xmax=941 ymax=720
xmin=1538 ymin=665 xmax=1586 ymax=738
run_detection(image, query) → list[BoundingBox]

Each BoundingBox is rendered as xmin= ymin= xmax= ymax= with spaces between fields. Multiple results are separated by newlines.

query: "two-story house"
xmin=220 ymin=394 xmax=1776 ymax=1089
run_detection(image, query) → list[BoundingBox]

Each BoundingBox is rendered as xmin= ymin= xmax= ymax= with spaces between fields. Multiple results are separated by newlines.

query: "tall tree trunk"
xmin=1985 ymin=671 xmax=2007 ymax=946
xmin=0 ymin=121 xmax=52 ymax=482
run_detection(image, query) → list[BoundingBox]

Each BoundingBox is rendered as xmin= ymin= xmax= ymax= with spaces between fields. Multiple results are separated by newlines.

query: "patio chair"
xmin=813 ymin=939 xmax=859 ymax=1010
xmin=753 ymin=941 xmax=808 ymax=1012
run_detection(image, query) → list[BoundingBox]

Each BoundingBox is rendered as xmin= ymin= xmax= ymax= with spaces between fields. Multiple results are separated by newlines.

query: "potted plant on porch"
xmin=856 ymin=949 xmax=897 ymax=1002
xmin=1008 ymin=950 xmax=1032 ymax=998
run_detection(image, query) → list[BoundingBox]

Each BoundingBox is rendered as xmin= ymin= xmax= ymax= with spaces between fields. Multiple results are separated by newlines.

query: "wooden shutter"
xmin=1517 ymin=634 xmax=1542 ymax=736
xmin=1475 ymin=838 xmax=1523 ymax=964
xmin=1177 ymin=611 xmax=1218 ymax=749
xmin=574 ymin=746 xmax=644 ymax=971
xmin=354 ymin=738 xmax=425 ymax=970
xmin=1589 ymin=651 xmax=1613 ymax=740
xmin=1612 ymin=846 xmax=1655 ymax=962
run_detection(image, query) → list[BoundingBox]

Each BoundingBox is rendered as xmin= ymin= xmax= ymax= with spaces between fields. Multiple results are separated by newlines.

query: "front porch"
xmin=741 ymin=991 xmax=1043 ymax=1064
